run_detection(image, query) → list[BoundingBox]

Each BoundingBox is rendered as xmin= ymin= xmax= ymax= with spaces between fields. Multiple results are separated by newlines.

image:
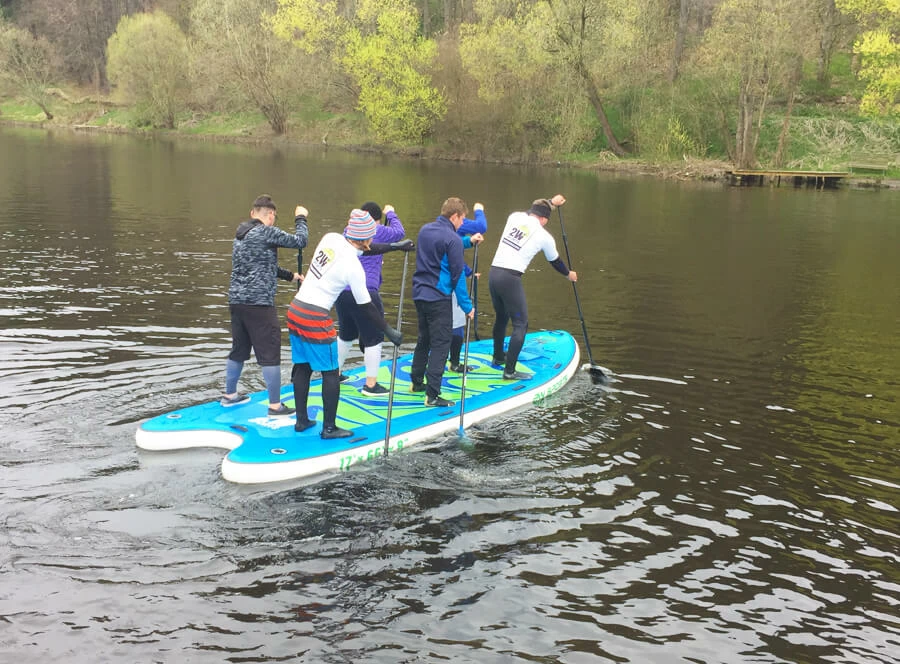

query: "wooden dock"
xmin=727 ymin=169 xmax=850 ymax=189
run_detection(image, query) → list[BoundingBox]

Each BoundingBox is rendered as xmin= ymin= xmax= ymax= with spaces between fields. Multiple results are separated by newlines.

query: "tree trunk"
xmin=736 ymin=83 xmax=755 ymax=169
xmin=259 ymin=101 xmax=286 ymax=135
xmin=718 ymin=105 xmax=735 ymax=162
xmin=576 ymin=61 xmax=627 ymax=156
xmin=775 ymin=57 xmax=802 ymax=167
xmin=422 ymin=0 xmax=430 ymax=36
xmin=669 ymin=0 xmax=690 ymax=83
xmin=735 ymin=60 xmax=772 ymax=170
xmin=816 ymin=0 xmax=837 ymax=85
xmin=750 ymin=78 xmax=770 ymax=164
xmin=94 ymin=58 xmax=109 ymax=95
xmin=774 ymin=89 xmax=795 ymax=168
xmin=443 ymin=0 xmax=454 ymax=32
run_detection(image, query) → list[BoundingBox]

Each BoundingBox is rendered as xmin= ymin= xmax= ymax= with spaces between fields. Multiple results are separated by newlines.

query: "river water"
xmin=0 ymin=126 xmax=897 ymax=663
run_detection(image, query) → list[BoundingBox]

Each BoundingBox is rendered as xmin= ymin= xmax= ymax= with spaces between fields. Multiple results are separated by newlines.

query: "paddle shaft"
xmin=297 ymin=249 xmax=303 ymax=291
xmin=458 ymin=244 xmax=478 ymax=436
xmin=471 ymin=245 xmax=480 ymax=341
xmin=384 ymin=249 xmax=410 ymax=455
xmin=557 ymin=207 xmax=597 ymax=367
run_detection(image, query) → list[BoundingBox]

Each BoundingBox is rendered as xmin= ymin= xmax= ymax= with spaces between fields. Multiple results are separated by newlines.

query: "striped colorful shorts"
xmin=286 ymin=300 xmax=339 ymax=372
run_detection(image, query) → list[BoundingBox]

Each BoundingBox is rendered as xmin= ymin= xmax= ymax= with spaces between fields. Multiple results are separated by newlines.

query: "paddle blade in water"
xmin=581 ymin=363 xmax=610 ymax=385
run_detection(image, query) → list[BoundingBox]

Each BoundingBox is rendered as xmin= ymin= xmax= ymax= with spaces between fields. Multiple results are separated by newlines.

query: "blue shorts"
xmin=290 ymin=336 xmax=339 ymax=372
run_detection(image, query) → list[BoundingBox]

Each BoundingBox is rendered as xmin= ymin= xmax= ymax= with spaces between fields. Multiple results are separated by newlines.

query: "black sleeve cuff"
xmin=549 ymin=257 xmax=570 ymax=276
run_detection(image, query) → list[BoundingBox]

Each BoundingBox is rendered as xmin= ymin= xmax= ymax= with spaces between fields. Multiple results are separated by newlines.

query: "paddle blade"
xmin=589 ymin=367 xmax=608 ymax=385
xmin=581 ymin=363 xmax=610 ymax=385
xmin=457 ymin=429 xmax=475 ymax=450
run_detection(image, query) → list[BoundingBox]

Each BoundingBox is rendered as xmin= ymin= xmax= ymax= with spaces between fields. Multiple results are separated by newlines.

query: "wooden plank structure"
xmin=726 ymin=169 xmax=849 ymax=189
xmin=848 ymin=154 xmax=892 ymax=176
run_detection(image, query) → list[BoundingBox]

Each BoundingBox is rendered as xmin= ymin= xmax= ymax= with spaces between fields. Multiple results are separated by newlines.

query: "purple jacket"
xmin=354 ymin=210 xmax=405 ymax=291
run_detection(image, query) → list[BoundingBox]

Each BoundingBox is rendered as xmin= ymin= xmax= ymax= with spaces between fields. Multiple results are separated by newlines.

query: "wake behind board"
xmin=136 ymin=330 xmax=579 ymax=484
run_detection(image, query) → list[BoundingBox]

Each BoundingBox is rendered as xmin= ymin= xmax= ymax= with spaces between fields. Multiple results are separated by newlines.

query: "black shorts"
xmin=228 ymin=304 xmax=282 ymax=366
xmin=335 ymin=289 xmax=385 ymax=348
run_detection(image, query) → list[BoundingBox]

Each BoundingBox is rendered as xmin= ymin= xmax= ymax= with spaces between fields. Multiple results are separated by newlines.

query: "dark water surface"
xmin=0 ymin=126 xmax=897 ymax=663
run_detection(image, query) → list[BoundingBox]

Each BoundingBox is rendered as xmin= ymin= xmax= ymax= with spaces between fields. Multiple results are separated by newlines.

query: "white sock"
xmin=364 ymin=344 xmax=382 ymax=383
xmin=337 ymin=338 xmax=353 ymax=371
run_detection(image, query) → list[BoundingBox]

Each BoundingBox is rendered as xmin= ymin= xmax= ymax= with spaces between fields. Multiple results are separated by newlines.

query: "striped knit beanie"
xmin=344 ymin=209 xmax=377 ymax=241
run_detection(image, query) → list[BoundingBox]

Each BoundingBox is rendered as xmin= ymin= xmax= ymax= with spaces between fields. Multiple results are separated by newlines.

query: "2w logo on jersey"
xmin=501 ymin=225 xmax=532 ymax=252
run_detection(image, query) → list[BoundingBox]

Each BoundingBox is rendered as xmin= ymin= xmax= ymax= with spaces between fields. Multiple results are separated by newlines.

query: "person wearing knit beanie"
xmin=488 ymin=193 xmax=577 ymax=381
xmin=335 ymin=201 xmax=408 ymax=396
xmin=344 ymin=209 xmax=377 ymax=242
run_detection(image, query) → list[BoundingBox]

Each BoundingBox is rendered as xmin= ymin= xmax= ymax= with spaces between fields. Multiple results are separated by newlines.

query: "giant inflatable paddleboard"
xmin=136 ymin=330 xmax=579 ymax=484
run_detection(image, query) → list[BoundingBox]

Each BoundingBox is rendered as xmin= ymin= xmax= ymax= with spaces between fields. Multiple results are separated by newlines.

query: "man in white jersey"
xmin=488 ymin=194 xmax=577 ymax=380
xmin=287 ymin=209 xmax=402 ymax=439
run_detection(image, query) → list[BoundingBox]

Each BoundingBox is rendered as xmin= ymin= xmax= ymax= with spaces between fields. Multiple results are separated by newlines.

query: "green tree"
xmin=813 ymin=0 xmax=854 ymax=86
xmin=460 ymin=0 xmax=659 ymax=157
xmin=273 ymin=0 xmax=445 ymax=143
xmin=694 ymin=0 xmax=815 ymax=168
xmin=669 ymin=0 xmax=723 ymax=83
xmin=837 ymin=0 xmax=899 ymax=116
xmin=0 ymin=19 xmax=59 ymax=119
xmin=192 ymin=0 xmax=314 ymax=136
xmin=107 ymin=11 xmax=190 ymax=128
xmin=342 ymin=0 xmax=445 ymax=142
xmin=10 ymin=0 xmax=149 ymax=92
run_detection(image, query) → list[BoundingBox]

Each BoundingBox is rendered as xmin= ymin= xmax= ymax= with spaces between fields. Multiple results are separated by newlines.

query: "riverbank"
xmin=2 ymin=102 xmax=897 ymax=189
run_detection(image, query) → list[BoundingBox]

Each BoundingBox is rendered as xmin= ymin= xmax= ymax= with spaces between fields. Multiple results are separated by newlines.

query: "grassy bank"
xmin=2 ymin=91 xmax=898 ymax=185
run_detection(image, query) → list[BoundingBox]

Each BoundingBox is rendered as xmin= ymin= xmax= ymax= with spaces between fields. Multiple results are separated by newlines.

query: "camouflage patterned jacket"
xmin=227 ymin=214 xmax=308 ymax=306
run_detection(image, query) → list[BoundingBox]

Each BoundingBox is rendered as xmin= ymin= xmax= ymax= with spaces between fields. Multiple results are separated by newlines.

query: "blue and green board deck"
xmin=136 ymin=330 xmax=579 ymax=484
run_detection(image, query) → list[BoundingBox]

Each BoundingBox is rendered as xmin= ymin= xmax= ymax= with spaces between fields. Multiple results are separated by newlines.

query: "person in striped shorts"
xmin=287 ymin=209 xmax=402 ymax=439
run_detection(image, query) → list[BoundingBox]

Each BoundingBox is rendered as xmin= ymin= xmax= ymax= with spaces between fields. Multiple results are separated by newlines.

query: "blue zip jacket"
xmin=458 ymin=209 xmax=487 ymax=237
xmin=442 ymin=209 xmax=487 ymax=314
xmin=412 ymin=215 xmax=464 ymax=302
xmin=440 ymin=235 xmax=476 ymax=314
xmin=457 ymin=208 xmax=487 ymax=280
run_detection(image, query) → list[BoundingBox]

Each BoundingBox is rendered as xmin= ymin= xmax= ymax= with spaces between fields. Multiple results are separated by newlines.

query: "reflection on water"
xmin=0 ymin=126 xmax=897 ymax=662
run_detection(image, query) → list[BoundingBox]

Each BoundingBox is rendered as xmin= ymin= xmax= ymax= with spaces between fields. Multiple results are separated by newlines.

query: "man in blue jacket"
xmin=410 ymin=197 xmax=483 ymax=407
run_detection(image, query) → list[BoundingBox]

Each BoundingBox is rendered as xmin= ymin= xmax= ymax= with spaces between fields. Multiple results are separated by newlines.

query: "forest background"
xmin=0 ymin=0 xmax=898 ymax=176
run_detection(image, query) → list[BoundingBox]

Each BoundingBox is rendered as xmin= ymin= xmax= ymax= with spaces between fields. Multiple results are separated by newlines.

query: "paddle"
xmin=458 ymin=244 xmax=479 ymax=438
xmin=556 ymin=207 xmax=608 ymax=384
xmin=471 ymin=245 xmax=480 ymax=341
xmin=295 ymin=207 xmax=306 ymax=291
xmin=383 ymin=248 xmax=410 ymax=456
xmin=297 ymin=248 xmax=303 ymax=291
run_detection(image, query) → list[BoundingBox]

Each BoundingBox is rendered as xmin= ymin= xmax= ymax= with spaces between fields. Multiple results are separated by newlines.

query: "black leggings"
xmin=489 ymin=267 xmax=528 ymax=370
xmin=292 ymin=364 xmax=340 ymax=427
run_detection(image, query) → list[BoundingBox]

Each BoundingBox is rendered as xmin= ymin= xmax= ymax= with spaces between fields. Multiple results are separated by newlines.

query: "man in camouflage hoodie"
xmin=222 ymin=194 xmax=308 ymax=416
